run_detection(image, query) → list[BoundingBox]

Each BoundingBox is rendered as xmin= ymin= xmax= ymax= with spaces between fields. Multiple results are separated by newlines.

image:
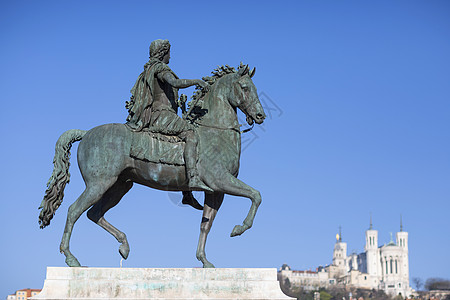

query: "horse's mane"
xmin=187 ymin=63 xmax=246 ymax=113
xmin=204 ymin=64 xmax=239 ymax=84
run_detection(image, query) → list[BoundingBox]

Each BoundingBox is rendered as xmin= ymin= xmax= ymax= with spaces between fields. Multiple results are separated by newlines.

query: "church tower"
xmin=365 ymin=215 xmax=380 ymax=276
xmin=396 ymin=215 xmax=408 ymax=251
xmin=333 ymin=226 xmax=348 ymax=272
xmin=396 ymin=216 xmax=409 ymax=285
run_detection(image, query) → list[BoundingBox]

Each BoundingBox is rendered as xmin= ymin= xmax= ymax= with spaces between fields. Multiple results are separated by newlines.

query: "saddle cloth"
xmin=130 ymin=131 xmax=185 ymax=166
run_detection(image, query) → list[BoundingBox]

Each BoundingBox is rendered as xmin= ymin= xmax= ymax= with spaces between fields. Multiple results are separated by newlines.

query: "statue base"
xmin=32 ymin=267 xmax=293 ymax=299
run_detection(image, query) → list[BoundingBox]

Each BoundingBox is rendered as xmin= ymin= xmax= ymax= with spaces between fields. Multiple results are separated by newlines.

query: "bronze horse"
xmin=39 ymin=64 xmax=266 ymax=268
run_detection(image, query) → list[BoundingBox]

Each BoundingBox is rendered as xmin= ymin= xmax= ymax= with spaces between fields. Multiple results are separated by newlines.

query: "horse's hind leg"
xmin=87 ymin=179 xmax=133 ymax=260
xmin=60 ymin=177 xmax=117 ymax=267
xmin=196 ymin=192 xmax=224 ymax=268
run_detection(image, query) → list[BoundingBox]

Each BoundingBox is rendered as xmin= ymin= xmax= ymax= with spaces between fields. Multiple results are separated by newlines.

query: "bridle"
xmin=193 ymin=121 xmax=254 ymax=134
xmin=190 ymin=74 xmax=258 ymax=134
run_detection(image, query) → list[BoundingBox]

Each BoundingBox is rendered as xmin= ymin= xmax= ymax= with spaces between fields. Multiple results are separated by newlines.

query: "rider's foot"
xmin=189 ymin=176 xmax=214 ymax=193
xmin=182 ymin=191 xmax=203 ymax=210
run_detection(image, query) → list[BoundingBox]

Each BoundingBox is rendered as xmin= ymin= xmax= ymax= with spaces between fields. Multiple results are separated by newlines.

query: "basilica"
xmin=279 ymin=219 xmax=413 ymax=297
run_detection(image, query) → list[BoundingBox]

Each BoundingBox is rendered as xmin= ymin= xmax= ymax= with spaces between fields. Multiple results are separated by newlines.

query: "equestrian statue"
xmin=38 ymin=39 xmax=266 ymax=268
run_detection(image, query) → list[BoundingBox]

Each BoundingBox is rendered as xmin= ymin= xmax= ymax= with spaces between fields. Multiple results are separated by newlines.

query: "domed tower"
xmin=365 ymin=215 xmax=381 ymax=277
xmin=332 ymin=226 xmax=348 ymax=273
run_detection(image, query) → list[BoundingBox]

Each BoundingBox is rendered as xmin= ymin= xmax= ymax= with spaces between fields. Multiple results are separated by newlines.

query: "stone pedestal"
xmin=32 ymin=267 xmax=293 ymax=299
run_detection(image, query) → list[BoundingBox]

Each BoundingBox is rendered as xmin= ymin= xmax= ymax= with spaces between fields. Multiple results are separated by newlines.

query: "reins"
xmin=193 ymin=121 xmax=254 ymax=134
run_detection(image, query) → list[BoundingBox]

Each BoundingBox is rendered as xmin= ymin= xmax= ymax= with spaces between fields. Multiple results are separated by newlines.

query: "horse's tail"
xmin=39 ymin=129 xmax=87 ymax=229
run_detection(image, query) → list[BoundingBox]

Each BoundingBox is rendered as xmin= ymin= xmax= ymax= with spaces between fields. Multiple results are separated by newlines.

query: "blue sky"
xmin=1 ymin=0 xmax=449 ymax=297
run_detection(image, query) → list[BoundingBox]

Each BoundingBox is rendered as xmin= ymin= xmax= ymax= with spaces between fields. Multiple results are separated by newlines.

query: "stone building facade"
xmin=6 ymin=288 xmax=41 ymax=300
xmin=279 ymin=220 xmax=412 ymax=298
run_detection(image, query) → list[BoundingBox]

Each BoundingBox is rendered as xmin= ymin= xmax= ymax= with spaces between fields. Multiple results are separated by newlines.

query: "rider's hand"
xmin=197 ymin=80 xmax=209 ymax=91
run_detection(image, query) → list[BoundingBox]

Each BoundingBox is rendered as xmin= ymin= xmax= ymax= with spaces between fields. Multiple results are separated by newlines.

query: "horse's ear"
xmin=238 ymin=64 xmax=249 ymax=76
xmin=249 ymin=67 xmax=256 ymax=78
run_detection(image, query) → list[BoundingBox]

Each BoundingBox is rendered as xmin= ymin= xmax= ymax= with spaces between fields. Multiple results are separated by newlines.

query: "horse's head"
xmin=196 ymin=64 xmax=266 ymax=127
xmin=231 ymin=64 xmax=266 ymax=125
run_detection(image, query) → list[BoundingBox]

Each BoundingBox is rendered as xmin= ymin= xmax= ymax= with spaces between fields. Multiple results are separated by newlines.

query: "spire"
xmin=339 ymin=226 xmax=342 ymax=242
xmin=400 ymin=214 xmax=403 ymax=232
xmin=369 ymin=213 xmax=373 ymax=230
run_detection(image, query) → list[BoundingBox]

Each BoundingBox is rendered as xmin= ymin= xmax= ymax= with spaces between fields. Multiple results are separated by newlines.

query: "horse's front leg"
xmin=209 ymin=172 xmax=261 ymax=237
xmin=196 ymin=192 xmax=224 ymax=268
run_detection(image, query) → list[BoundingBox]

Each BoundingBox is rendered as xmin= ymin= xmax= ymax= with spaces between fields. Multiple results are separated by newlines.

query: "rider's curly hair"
xmin=149 ymin=39 xmax=171 ymax=61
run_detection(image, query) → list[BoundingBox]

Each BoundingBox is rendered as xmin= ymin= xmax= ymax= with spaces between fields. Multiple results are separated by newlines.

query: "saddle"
xmin=130 ymin=130 xmax=185 ymax=166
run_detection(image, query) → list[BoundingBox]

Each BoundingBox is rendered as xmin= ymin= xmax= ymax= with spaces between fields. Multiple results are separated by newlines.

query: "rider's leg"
xmin=183 ymin=130 xmax=213 ymax=192
xmin=152 ymin=110 xmax=212 ymax=192
xmin=182 ymin=191 xmax=203 ymax=210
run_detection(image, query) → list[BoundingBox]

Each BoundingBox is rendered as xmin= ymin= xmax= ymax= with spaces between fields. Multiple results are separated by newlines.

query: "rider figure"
xmin=125 ymin=39 xmax=212 ymax=204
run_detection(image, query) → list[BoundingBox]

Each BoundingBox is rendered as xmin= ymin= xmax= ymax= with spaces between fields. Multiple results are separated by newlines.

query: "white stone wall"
xmin=365 ymin=229 xmax=379 ymax=277
xmin=279 ymin=270 xmax=328 ymax=290
xmin=34 ymin=267 xmax=293 ymax=300
xmin=378 ymin=232 xmax=411 ymax=297
xmin=332 ymin=241 xmax=347 ymax=272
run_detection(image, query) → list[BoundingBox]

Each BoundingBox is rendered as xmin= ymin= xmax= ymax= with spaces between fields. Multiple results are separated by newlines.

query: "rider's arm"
xmin=159 ymin=72 xmax=208 ymax=89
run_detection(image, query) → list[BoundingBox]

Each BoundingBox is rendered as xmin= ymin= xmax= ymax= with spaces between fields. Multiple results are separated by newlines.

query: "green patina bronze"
xmin=39 ymin=40 xmax=266 ymax=268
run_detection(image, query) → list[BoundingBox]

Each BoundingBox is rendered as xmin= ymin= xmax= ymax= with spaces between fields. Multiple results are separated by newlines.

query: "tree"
xmin=412 ymin=277 xmax=423 ymax=291
xmin=284 ymin=277 xmax=292 ymax=290
xmin=319 ymin=290 xmax=332 ymax=300
xmin=425 ymin=278 xmax=450 ymax=291
xmin=326 ymin=286 xmax=347 ymax=300
xmin=369 ymin=288 xmax=391 ymax=300
xmin=279 ymin=276 xmax=295 ymax=298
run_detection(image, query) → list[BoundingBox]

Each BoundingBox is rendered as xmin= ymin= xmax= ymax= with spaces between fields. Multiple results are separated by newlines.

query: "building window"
xmin=390 ymin=259 xmax=393 ymax=274
xmin=395 ymin=260 xmax=398 ymax=273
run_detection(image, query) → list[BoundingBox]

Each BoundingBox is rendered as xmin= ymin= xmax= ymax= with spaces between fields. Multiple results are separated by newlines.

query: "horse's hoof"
xmin=119 ymin=243 xmax=130 ymax=260
xmin=65 ymin=255 xmax=81 ymax=267
xmin=203 ymin=261 xmax=215 ymax=268
xmin=230 ymin=225 xmax=245 ymax=237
